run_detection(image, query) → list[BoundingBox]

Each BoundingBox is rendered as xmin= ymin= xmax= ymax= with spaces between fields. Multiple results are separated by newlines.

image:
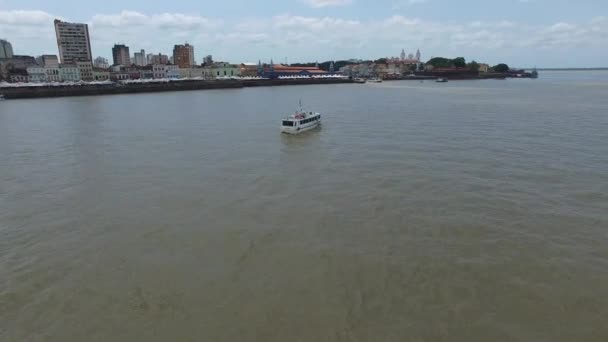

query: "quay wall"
xmin=1 ymin=78 xmax=354 ymax=100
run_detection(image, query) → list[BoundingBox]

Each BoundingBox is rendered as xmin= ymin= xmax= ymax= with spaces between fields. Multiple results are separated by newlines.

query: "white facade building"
xmin=46 ymin=67 xmax=61 ymax=82
xmin=27 ymin=67 xmax=47 ymax=83
xmin=59 ymin=64 xmax=81 ymax=81
xmin=152 ymin=64 xmax=180 ymax=79
xmin=27 ymin=66 xmax=61 ymax=82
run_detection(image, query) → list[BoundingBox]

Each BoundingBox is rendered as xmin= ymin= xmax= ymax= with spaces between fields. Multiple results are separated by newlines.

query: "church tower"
xmin=416 ymin=49 xmax=421 ymax=61
xmin=329 ymin=61 xmax=335 ymax=73
xmin=400 ymin=49 xmax=406 ymax=61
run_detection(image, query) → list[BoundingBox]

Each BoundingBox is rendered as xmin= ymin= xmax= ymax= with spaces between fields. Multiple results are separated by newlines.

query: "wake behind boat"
xmin=281 ymin=101 xmax=321 ymax=134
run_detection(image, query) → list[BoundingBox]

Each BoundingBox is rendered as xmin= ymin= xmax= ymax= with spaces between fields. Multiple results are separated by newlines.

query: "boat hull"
xmin=281 ymin=121 xmax=321 ymax=134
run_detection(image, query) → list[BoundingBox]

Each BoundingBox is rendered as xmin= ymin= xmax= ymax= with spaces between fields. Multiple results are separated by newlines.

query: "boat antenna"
xmin=299 ymin=99 xmax=302 ymax=110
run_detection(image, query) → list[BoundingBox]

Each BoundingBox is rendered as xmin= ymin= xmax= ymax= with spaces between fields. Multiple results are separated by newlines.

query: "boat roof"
xmin=284 ymin=111 xmax=321 ymax=120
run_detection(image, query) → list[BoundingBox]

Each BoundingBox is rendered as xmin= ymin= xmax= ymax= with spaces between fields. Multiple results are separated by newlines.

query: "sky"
xmin=0 ymin=0 xmax=606 ymax=67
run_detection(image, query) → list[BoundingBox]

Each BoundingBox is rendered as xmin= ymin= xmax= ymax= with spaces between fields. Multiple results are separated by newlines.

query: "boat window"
xmin=282 ymin=121 xmax=294 ymax=127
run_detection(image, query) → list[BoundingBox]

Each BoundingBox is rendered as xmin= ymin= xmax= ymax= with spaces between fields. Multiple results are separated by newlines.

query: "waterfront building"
xmin=59 ymin=64 xmax=81 ymax=82
xmin=46 ymin=67 xmax=61 ymax=82
xmin=76 ymin=61 xmax=94 ymax=81
xmin=152 ymin=64 xmax=167 ymax=79
xmin=92 ymin=68 xmax=110 ymax=81
xmin=112 ymin=44 xmax=130 ymax=66
xmin=54 ymin=20 xmax=92 ymax=64
xmin=152 ymin=64 xmax=180 ymax=79
xmin=239 ymin=63 xmax=259 ymax=77
xmin=9 ymin=71 xmax=28 ymax=83
xmin=478 ymin=63 xmax=490 ymax=73
xmin=173 ymin=43 xmax=194 ymax=68
xmin=94 ymin=57 xmax=109 ymax=69
xmin=134 ymin=49 xmax=146 ymax=66
xmin=203 ymin=62 xmax=240 ymax=78
xmin=258 ymin=63 xmax=327 ymax=78
xmin=167 ymin=65 xmax=180 ymax=79
xmin=110 ymin=71 xmax=130 ymax=81
xmin=1 ymin=39 xmax=14 ymax=59
xmin=138 ymin=66 xmax=154 ymax=79
xmin=178 ymin=67 xmax=204 ymax=79
xmin=26 ymin=67 xmax=48 ymax=83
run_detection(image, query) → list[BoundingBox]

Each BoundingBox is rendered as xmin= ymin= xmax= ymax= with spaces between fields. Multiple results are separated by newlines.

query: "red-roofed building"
xmin=260 ymin=63 xmax=329 ymax=78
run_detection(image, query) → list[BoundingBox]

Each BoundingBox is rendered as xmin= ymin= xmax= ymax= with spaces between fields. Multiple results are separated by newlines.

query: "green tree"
xmin=493 ymin=63 xmax=510 ymax=73
xmin=409 ymin=64 xmax=418 ymax=72
xmin=467 ymin=60 xmax=480 ymax=71
xmin=374 ymin=58 xmax=388 ymax=64
xmin=426 ymin=57 xmax=453 ymax=68
xmin=452 ymin=57 xmax=466 ymax=68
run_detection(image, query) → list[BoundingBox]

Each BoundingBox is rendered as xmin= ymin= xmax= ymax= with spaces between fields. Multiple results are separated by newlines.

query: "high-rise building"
xmin=173 ymin=43 xmax=194 ymax=68
xmin=0 ymin=39 xmax=14 ymax=59
xmin=94 ymin=57 xmax=109 ymax=69
xmin=112 ymin=44 xmax=130 ymax=66
xmin=150 ymin=53 xmax=169 ymax=65
xmin=203 ymin=55 xmax=213 ymax=65
xmin=134 ymin=49 xmax=146 ymax=66
xmin=54 ymin=19 xmax=93 ymax=64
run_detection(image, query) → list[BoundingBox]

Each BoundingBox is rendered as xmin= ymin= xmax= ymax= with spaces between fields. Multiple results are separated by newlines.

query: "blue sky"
xmin=1 ymin=0 xmax=607 ymax=67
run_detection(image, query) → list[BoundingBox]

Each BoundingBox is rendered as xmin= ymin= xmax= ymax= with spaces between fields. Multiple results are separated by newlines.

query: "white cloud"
xmin=303 ymin=0 xmax=353 ymax=8
xmin=0 ymin=10 xmax=56 ymax=26
xmin=91 ymin=11 xmax=221 ymax=30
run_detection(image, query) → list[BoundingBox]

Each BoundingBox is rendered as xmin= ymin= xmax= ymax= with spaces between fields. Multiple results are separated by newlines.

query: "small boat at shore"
xmin=436 ymin=78 xmax=448 ymax=83
xmin=353 ymin=78 xmax=367 ymax=84
xmin=0 ymin=94 xmax=5 ymax=101
xmin=281 ymin=101 xmax=322 ymax=134
xmin=368 ymin=78 xmax=383 ymax=83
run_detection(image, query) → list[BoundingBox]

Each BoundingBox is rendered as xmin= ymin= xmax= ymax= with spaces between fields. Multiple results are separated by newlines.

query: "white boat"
xmin=0 ymin=94 xmax=5 ymax=101
xmin=436 ymin=78 xmax=448 ymax=83
xmin=281 ymin=102 xmax=322 ymax=134
xmin=368 ymin=78 xmax=383 ymax=83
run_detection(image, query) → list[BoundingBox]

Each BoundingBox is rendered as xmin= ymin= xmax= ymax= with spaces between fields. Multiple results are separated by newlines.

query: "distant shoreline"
xmin=526 ymin=68 xmax=608 ymax=71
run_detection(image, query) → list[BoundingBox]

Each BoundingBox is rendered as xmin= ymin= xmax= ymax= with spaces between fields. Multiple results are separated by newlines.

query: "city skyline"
xmin=0 ymin=0 xmax=607 ymax=67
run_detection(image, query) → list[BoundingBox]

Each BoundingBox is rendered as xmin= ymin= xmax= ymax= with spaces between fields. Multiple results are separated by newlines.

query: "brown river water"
xmin=1 ymin=71 xmax=608 ymax=341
